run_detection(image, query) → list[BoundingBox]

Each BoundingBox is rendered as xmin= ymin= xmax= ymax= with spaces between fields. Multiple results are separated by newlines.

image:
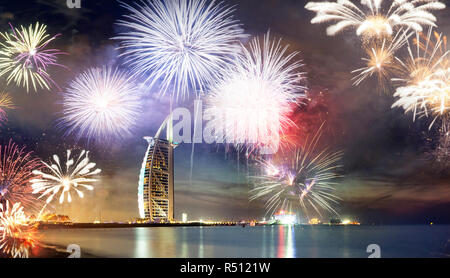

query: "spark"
xmin=0 ymin=92 xmax=15 ymax=126
xmin=0 ymin=92 xmax=14 ymax=110
xmin=31 ymin=149 xmax=101 ymax=204
xmin=305 ymin=0 xmax=446 ymax=38
xmin=0 ymin=201 xmax=39 ymax=258
xmin=352 ymin=29 xmax=411 ymax=87
xmin=392 ymin=28 xmax=450 ymax=127
xmin=204 ymin=32 xmax=306 ymax=153
xmin=430 ymin=118 xmax=450 ymax=169
xmin=250 ymin=125 xmax=343 ymax=217
xmin=114 ymin=0 xmax=246 ymax=100
xmin=0 ymin=140 xmax=42 ymax=209
xmin=59 ymin=66 xmax=142 ymax=142
xmin=0 ymin=22 xmax=66 ymax=92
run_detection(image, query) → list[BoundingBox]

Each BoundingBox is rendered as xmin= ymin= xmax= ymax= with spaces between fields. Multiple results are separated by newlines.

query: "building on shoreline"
xmin=138 ymin=114 xmax=177 ymax=222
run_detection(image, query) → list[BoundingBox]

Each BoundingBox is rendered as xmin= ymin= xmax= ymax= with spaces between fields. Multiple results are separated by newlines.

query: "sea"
xmin=40 ymin=225 xmax=450 ymax=258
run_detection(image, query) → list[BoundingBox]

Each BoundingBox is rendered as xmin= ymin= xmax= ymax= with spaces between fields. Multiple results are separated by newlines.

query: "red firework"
xmin=0 ymin=140 xmax=42 ymax=209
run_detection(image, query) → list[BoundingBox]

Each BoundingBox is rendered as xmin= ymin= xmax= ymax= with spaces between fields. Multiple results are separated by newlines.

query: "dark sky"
xmin=0 ymin=0 xmax=449 ymax=224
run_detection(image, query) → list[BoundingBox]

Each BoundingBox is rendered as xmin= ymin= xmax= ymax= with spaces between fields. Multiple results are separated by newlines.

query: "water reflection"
xmin=40 ymin=225 xmax=450 ymax=258
xmin=198 ymin=226 xmax=204 ymax=258
xmin=277 ymin=226 xmax=285 ymax=258
xmin=269 ymin=226 xmax=275 ymax=257
xmin=134 ymin=227 xmax=177 ymax=257
xmin=286 ymin=225 xmax=295 ymax=258
xmin=180 ymin=227 xmax=188 ymax=258
xmin=275 ymin=225 xmax=295 ymax=258
xmin=262 ymin=226 xmax=267 ymax=257
xmin=134 ymin=228 xmax=151 ymax=258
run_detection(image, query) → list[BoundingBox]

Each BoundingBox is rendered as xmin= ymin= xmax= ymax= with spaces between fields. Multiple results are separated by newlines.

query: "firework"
xmin=0 ymin=92 xmax=14 ymax=110
xmin=392 ymin=29 xmax=450 ymax=127
xmin=114 ymin=0 xmax=246 ymax=99
xmin=59 ymin=66 xmax=142 ymax=142
xmin=31 ymin=149 xmax=101 ymax=204
xmin=305 ymin=0 xmax=446 ymax=38
xmin=0 ymin=201 xmax=38 ymax=258
xmin=250 ymin=126 xmax=343 ymax=217
xmin=0 ymin=22 xmax=66 ymax=92
xmin=0 ymin=92 xmax=15 ymax=125
xmin=0 ymin=140 xmax=41 ymax=208
xmin=204 ymin=33 xmax=306 ymax=153
xmin=352 ymin=29 xmax=411 ymax=87
xmin=430 ymin=118 xmax=450 ymax=169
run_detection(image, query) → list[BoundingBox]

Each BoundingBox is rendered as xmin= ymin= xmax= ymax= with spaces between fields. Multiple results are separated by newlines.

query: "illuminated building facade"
xmin=138 ymin=114 xmax=177 ymax=222
xmin=138 ymin=137 xmax=175 ymax=222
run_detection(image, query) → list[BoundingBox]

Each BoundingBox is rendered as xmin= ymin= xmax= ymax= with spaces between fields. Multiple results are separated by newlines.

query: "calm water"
xmin=41 ymin=225 xmax=450 ymax=258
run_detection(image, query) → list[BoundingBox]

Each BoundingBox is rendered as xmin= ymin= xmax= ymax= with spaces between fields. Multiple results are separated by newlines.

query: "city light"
xmin=273 ymin=210 xmax=297 ymax=225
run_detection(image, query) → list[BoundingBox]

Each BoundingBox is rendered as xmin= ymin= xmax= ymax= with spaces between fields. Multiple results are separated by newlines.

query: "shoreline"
xmin=36 ymin=222 xmax=369 ymax=230
xmin=37 ymin=222 xmax=238 ymax=230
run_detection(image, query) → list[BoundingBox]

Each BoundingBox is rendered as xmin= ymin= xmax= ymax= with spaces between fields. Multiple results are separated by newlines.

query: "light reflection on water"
xmin=40 ymin=225 xmax=450 ymax=258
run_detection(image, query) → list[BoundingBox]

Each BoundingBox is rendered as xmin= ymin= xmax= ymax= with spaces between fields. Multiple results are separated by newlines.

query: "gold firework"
xmin=0 ymin=201 xmax=39 ymax=258
xmin=0 ymin=92 xmax=15 ymax=110
xmin=392 ymin=28 xmax=450 ymax=127
xmin=352 ymin=29 xmax=410 ymax=89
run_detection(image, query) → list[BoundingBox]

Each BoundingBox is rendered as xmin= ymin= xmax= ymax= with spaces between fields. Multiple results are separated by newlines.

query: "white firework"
xmin=31 ymin=150 xmax=101 ymax=204
xmin=305 ymin=0 xmax=446 ymax=37
xmin=60 ymin=66 xmax=142 ymax=142
xmin=114 ymin=0 xmax=246 ymax=100
xmin=392 ymin=29 xmax=450 ymax=127
xmin=393 ymin=67 xmax=450 ymax=126
xmin=204 ymin=32 xmax=306 ymax=152
xmin=250 ymin=126 xmax=343 ymax=217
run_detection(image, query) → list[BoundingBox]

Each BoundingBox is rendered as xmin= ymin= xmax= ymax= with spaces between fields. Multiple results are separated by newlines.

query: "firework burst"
xmin=0 ymin=201 xmax=39 ymax=258
xmin=352 ymin=29 xmax=411 ymax=87
xmin=204 ymin=33 xmax=306 ymax=154
xmin=305 ymin=0 xmax=446 ymax=38
xmin=430 ymin=118 xmax=450 ymax=170
xmin=392 ymin=28 xmax=450 ymax=127
xmin=59 ymin=66 xmax=142 ymax=142
xmin=114 ymin=0 xmax=246 ymax=99
xmin=0 ymin=140 xmax=42 ymax=209
xmin=0 ymin=92 xmax=15 ymax=125
xmin=250 ymin=125 xmax=343 ymax=218
xmin=0 ymin=22 xmax=66 ymax=92
xmin=31 ymin=149 xmax=101 ymax=204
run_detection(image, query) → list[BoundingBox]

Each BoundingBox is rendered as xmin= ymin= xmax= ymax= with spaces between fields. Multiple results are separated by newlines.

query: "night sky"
xmin=0 ymin=0 xmax=449 ymax=224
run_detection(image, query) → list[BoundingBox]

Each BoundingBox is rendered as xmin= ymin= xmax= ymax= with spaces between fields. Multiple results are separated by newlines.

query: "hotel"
xmin=138 ymin=136 xmax=175 ymax=222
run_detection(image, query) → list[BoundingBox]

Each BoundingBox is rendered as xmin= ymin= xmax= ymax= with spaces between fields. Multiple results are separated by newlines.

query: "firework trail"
xmin=114 ymin=0 xmax=246 ymax=100
xmin=392 ymin=28 xmax=450 ymax=128
xmin=352 ymin=29 xmax=411 ymax=88
xmin=305 ymin=0 xmax=445 ymax=39
xmin=59 ymin=66 xmax=142 ymax=142
xmin=250 ymin=125 xmax=343 ymax=218
xmin=0 ymin=22 xmax=66 ymax=92
xmin=31 ymin=149 xmax=101 ymax=205
xmin=204 ymin=32 xmax=306 ymax=154
xmin=0 ymin=140 xmax=42 ymax=209
xmin=0 ymin=201 xmax=39 ymax=258
xmin=0 ymin=92 xmax=15 ymax=126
